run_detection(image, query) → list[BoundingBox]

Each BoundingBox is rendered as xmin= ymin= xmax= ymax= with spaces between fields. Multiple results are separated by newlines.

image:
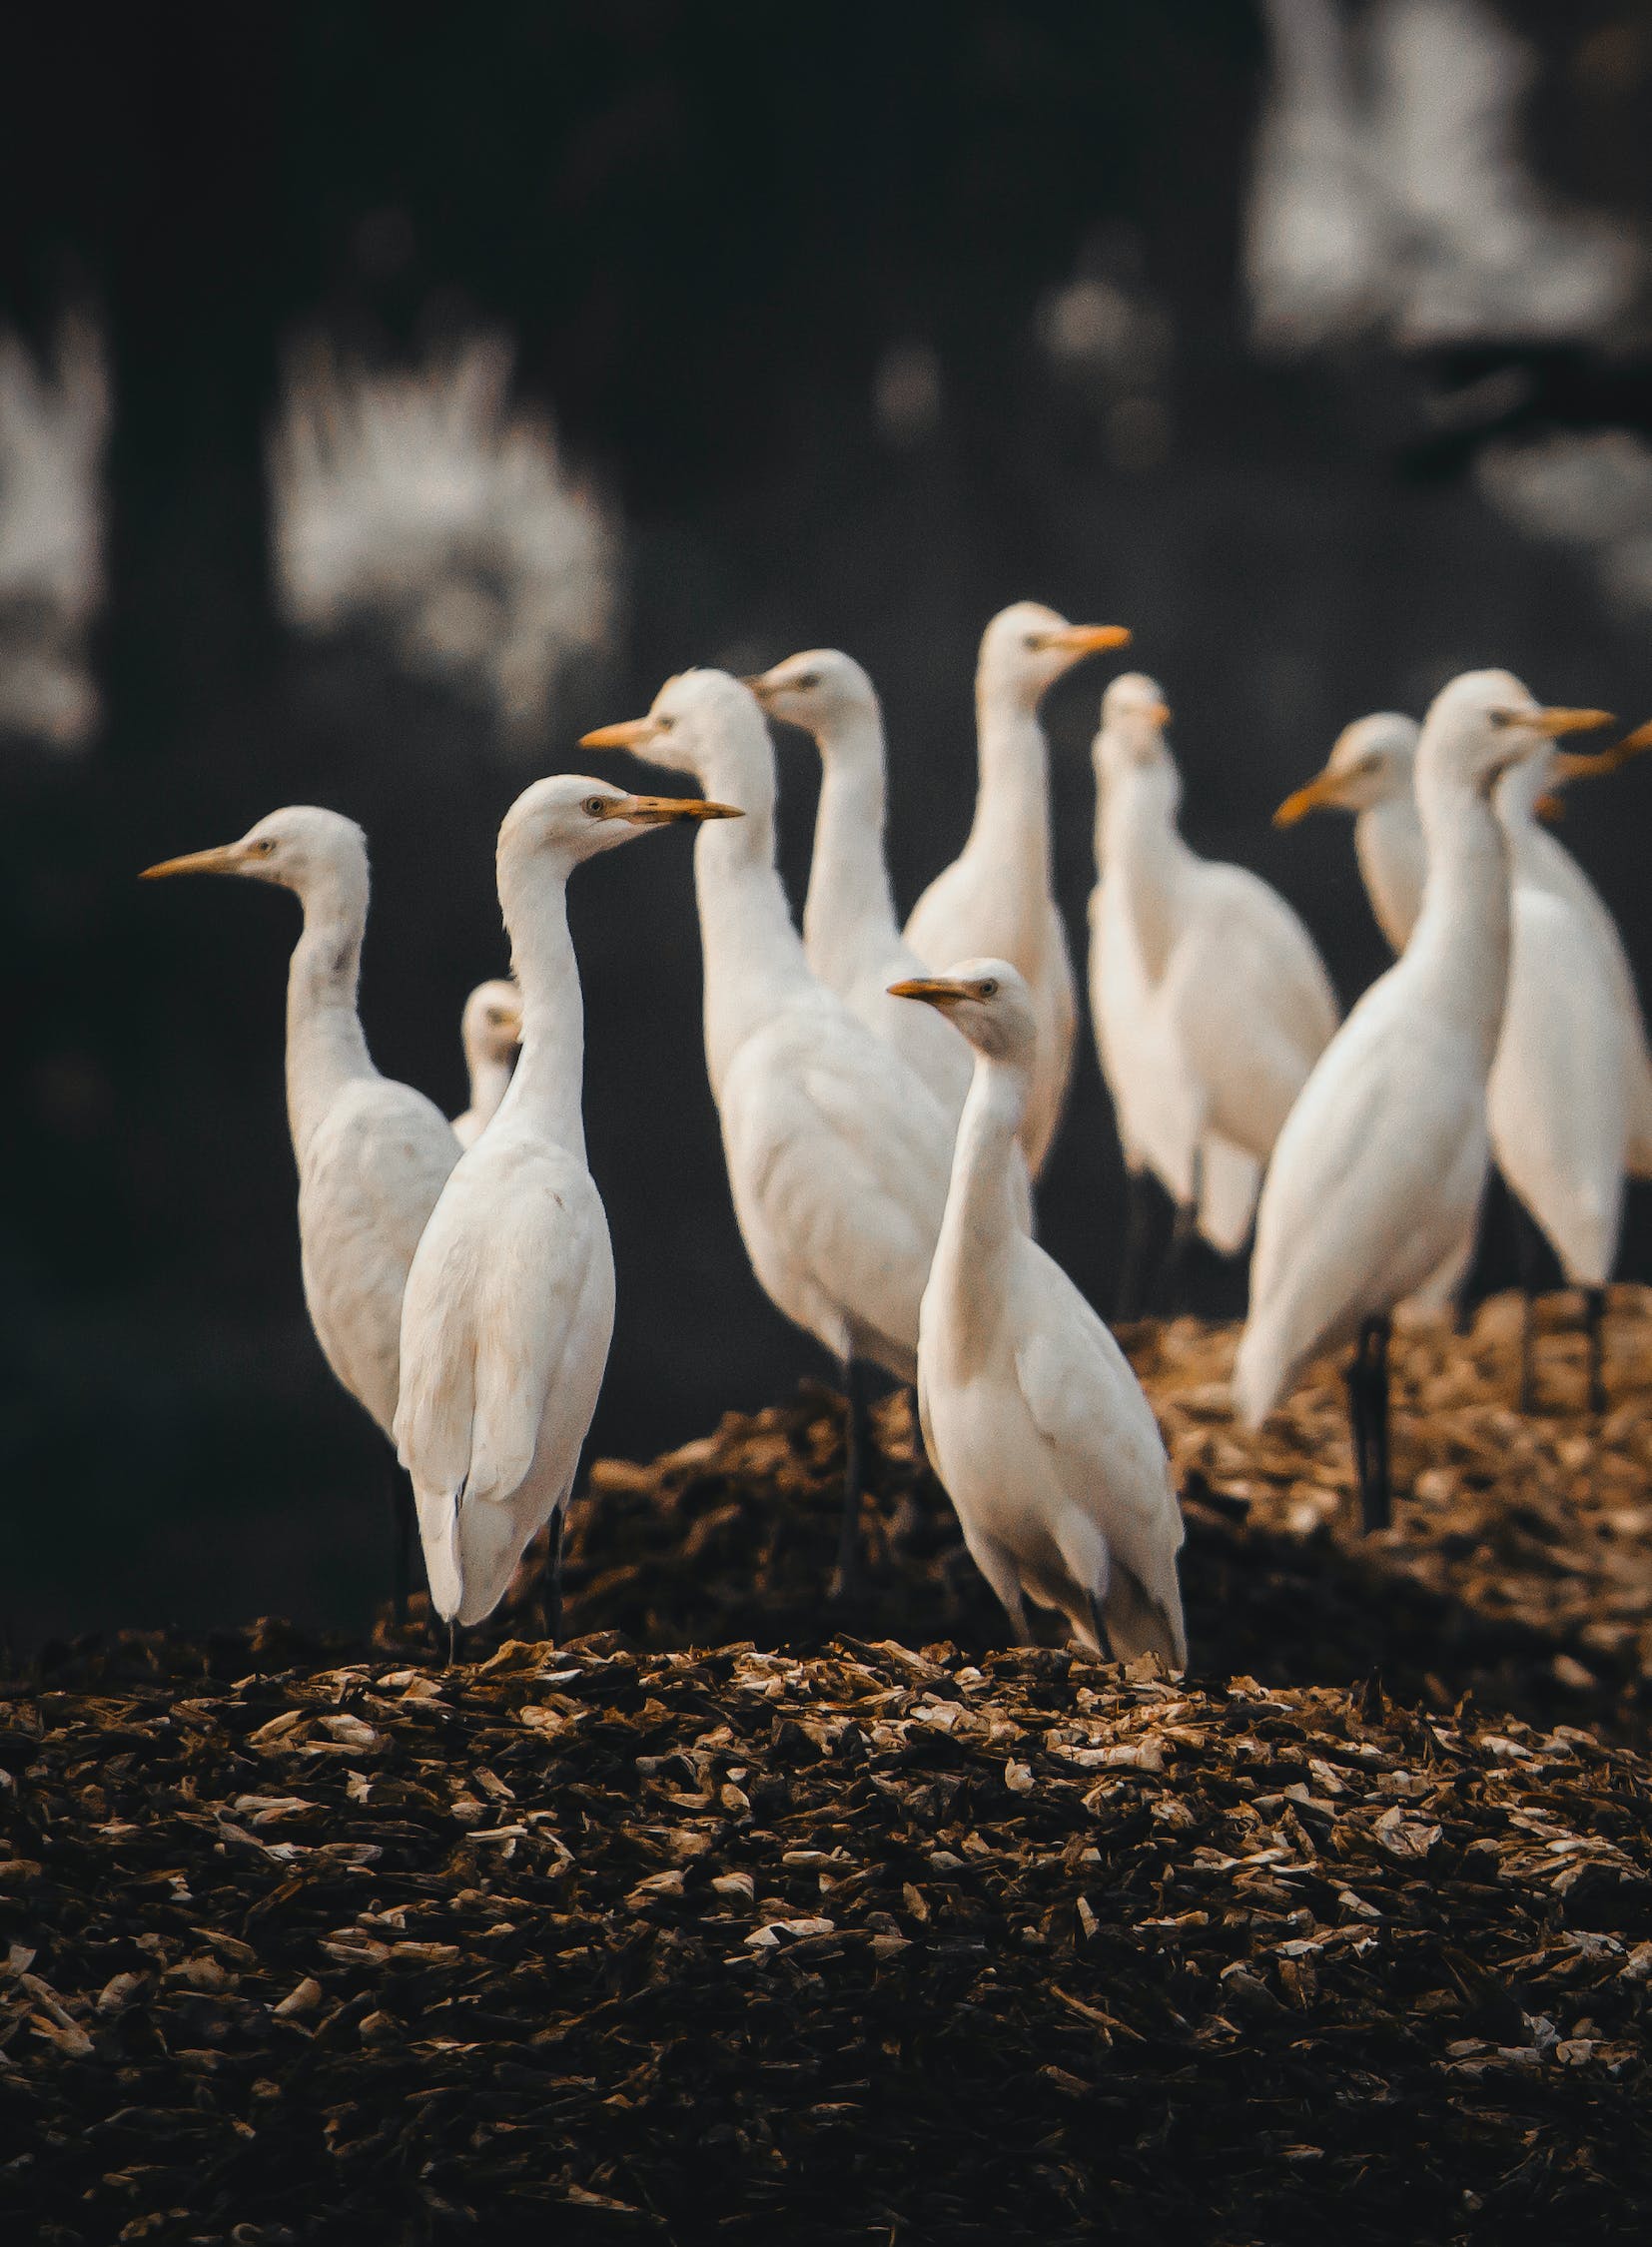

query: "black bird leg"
xmin=1158 ymin=1147 xmax=1204 ymax=1317
xmin=1115 ymin=1166 xmax=1155 ymax=1322
xmin=387 ymin=1459 xmax=413 ymax=1630
xmin=1511 ymin=1194 xmax=1545 ymax=1411
xmin=1584 ymin=1285 xmax=1607 ymax=1419
xmin=544 ymin=1510 xmax=565 ymax=1647
xmin=1346 ymin=1315 xmax=1392 ymax=1533
xmin=832 ymin=1355 xmax=875 ymax=1601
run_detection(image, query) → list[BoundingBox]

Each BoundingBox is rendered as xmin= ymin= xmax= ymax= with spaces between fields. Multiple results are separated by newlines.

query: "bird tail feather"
xmin=1100 ymin=1560 xmax=1188 ymax=1673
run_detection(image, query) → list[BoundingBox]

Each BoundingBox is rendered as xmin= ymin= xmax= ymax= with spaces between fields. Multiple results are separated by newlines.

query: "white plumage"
xmin=892 ymin=960 xmax=1186 ymax=1665
xmin=1236 ymin=673 xmax=1612 ymax=1526
xmin=903 ymin=602 xmax=1131 ymax=1176
xmin=1089 ymin=673 xmax=1338 ymax=1260
xmin=451 ymin=978 xmax=521 ymax=1149
xmin=142 ymin=806 xmax=459 ymax=1444
xmin=395 ymin=778 xmax=735 ymax=1628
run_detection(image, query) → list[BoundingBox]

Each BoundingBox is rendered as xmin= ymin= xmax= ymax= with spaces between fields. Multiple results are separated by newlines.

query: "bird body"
xmin=1090 ymin=676 xmax=1336 ymax=1254
xmin=903 ymin=603 xmax=1131 ymax=1175
xmin=584 ymin=670 xmax=958 ymax=1386
xmin=894 ymin=962 xmax=1186 ymax=1666
xmin=395 ymin=779 xmax=732 ymax=1626
xmin=451 ymin=978 xmax=521 ymax=1149
xmin=1237 ymin=674 xmax=1611 ymax=1486
xmin=142 ymin=806 xmax=459 ymax=1442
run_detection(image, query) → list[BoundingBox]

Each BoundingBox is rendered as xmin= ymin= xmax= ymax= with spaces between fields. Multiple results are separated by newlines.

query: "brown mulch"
xmin=6 ymin=1289 xmax=1652 ymax=2242
xmin=3 ymin=1636 xmax=1651 ymax=2245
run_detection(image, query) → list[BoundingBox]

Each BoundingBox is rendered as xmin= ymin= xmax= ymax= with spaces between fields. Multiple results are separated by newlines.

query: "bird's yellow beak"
xmin=1534 ymin=791 xmax=1566 ymax=824
xmin=888 ymin=977 xmax=972 ymax=1008
xmin=1273 ymin=768 xmax=1355 ymax=827
xmin=139 ymin=842 xmax=250 ymax=881
xmin=1030 ymin=623 xmax=1133 ymax=657
xmin=616 ymin=794 xmax=742 ymax=826
xmin=739 ymin=670 xmax=778 ymax=701
xmin=1145 ymin=700 xmax=1173 ymax=727
xmin=579 ymin=716 xmax=661 ymax=751
xmin=1525 ymin=706 xmax=1615 ymax=738
xmin=1551 ymin=716 xmax=1652 ymax=782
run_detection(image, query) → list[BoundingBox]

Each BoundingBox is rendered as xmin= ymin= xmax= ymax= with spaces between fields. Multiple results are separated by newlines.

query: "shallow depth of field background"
xmin=3 ymin=0 xmax=1651 ymax=1642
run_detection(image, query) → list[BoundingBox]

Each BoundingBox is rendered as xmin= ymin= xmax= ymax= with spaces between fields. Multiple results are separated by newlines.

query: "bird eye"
xmin=977 ymin=978 xmax=998 ymax=998
xmin=656 ymin=714 xmax=675 ymax=732
xmin=796 ymin=671 xmax=819 ymax=691
xmin=1023 ymin=634 xmax=1042 ymax=651
xmin=583 ymin=796 xmax=608 ymax=818
xmin=1487 ymin=707 xmax=1520 ymax=729
xmin=250 ymin=838 xmax=277 ymax=855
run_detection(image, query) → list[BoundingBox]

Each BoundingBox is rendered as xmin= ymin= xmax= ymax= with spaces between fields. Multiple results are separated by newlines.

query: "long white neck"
xmin=495 ymin=855 xmax=587 ymax=1159
xmin=1096 ymin=751 xmax=1193 ymax=983
xmin=1353 ymin=794 xmax=1426 ymax=952
xmin=803 ymin=709 xmax=902 ymax=983
xmin=688 ymin=730 xmax=819 ymax=1094
xmin=930 ymin=1051 xmax=1028 ymax=1370
xmin=463 ymin=1051 xmax=514 ymax=1134
xmin=966 ymin=683 xmax=1054 ymax=894
xmin=285 ymin=861 xmax=376 ymax=1162
xmin=1405 ymin=772 xmax=1512 ymax=1070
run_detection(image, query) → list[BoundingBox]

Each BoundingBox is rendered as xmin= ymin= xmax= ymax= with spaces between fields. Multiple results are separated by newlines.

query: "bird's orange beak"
xmin=615 ymin=795 xmax=742 ymax=825
xmin=1551 ymin=716 xmax=1652 ymax=782
xmin=1525 ymin=706 xmax=1615 ymax=739
xmin=579 ymin=717 xmax=660 ymax=751
xmin=1031 ymin=623 xmax=1133 ymax=657
xmin=1273 ymin=768 xmax=1354 ymax=827
xmin=139 ymin=842 xmax=250 ymax=880
xmin=888 ymin=977 xmax=973 ymax=1007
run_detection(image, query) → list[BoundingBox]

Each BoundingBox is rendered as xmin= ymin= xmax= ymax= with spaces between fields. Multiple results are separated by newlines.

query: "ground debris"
xmin=3 ymin=1633 xmax=1649 ymax=2241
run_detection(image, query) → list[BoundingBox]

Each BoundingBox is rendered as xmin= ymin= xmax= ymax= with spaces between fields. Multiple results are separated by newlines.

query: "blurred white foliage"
xmin=1476 ymin=429 xmax=1652 ymax=617
xmin=270 ymin=334 xmax=619 ymax=734
xmin=1035 ymin=236 xmax=1175 ymax=470
xmin=0 ymin=313 xmax=109 ymax=749
xmin=1248 ymin=0 xmax=1639 ymax=355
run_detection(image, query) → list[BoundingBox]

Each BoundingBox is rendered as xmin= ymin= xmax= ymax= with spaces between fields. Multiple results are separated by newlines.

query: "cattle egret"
xmin=891 ymin=961 xmax=1186 ymax=1665
xmin=395 ymin=778 xmax=738 ymax=1635
xmin=452 ymin=978 xmax=521 ymax=1148
xmin=141 ymin=806 xmax=460 ymax=1618
xmin=744 ymin=647 xmax=1033 ymax=1231
xmin=581 ymin=669 xmax=961 ymax=1595
xmin=1278 ymin=712 xmax=1652 ymax=1395
xmin=1089 ymin=673 xmax=1338 ymax=1311
xmin=1235 ymin=674 xmax=1613 ymax=1529
xmin=903 ymin=602 xmax=1131 ymax=1175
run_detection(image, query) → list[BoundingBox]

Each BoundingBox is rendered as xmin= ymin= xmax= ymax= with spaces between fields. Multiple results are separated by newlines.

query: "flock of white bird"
xmin=141 ymin=601 xmax=1652 ymax=1670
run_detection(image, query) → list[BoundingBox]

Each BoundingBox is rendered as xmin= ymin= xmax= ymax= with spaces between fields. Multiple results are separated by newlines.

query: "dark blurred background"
xmin=3 ymin=0 xmax=1651 ymax=1643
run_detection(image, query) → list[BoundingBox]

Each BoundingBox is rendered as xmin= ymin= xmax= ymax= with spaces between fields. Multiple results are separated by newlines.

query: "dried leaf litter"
xmin=4 ymin=1293 xmax=1652 ymax=2243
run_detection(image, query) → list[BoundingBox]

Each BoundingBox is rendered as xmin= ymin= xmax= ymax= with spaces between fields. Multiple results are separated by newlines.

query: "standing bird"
xmin=903 ymin=602 xmax=1132 ymax=1176
xmin=1277 ymin=712 xmax=1652 ymax=1393
xmin=1089 ymin=673 xmax=1338 ymax=1310
xmin=142 ymin=809 xmax=461 ymax=1614
xmin=451 ymin=978 xmax=522 ymax=1149
xmin=581 ymin=669 xmax=960 ymax=1596
xmin=1235 ymin=674 xmax=1612 ymax=1529
xmin=395 ymin=777 xmax=737 ymax=1634
xmin=891 ymin=961 xmax=1187 ymax=1665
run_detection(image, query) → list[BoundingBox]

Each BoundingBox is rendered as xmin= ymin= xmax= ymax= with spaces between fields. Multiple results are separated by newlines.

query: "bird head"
xmin=1093 ymin=670 xmax=1175 ymax=783
xmin=1417 ymin=670 xmax=1613 ymax=800
xmin=979 ymin=601 xmax=1132 ymax=708
xmin=580 ymin=668 xmax=762 ymax=790
xmin=141 ymin=804 xmax=368 ymax=896
xmin=1274 ymin=711 xmax=1419 ymax=827
xmin=460 ymin=978 xmax=522 ymax=1071
xmin=888 ymin=956 xmax=1036 ymax=1064
xmin=498 ymin=773 xmax=741 ymax=870
xmin=741 ymin=647 xmax=878 ymax=739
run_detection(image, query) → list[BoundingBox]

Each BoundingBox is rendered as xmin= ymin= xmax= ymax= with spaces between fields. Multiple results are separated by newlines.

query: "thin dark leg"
xmin=1157 ymin=1147 xmax=1204 ymax=1317
xmin=1511 ymin=1194 xmax=1545 ymax=1411
xmin=387 ymin=1461 xmax=413 ymax=1629
xmin=1583 ymin=1285 xmax=1607 ymax=1418
xmin=1115 ymin=1167 xmax=1155 ymax=1322
xmin=1343 ymin=1346 xmax=1371 ymax=1523
xmin=1364 ymin=1314 xmax=1391 ymax=1533
xmin=545 ymin=1511 xmax=565 ymax=1646
xmin=831 ymin=1356 xmax=874 ymax=1601
xmin=445 ymin=1620 xmax=458 ymax=1669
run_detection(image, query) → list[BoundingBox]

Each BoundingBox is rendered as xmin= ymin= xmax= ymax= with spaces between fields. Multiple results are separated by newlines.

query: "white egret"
xmin=581 ymin=669 xmax=961 ymax=1595
xmin=395 ymin=778 xmax=737 ymax=1635
xmin=891 ymin=961 xmax=1186 ymax=1664
xmin=451 ymin=978 xmax=521 ymax=1148
xmin=903 ymin=602 xmax=1132 ymax=1175
xmin=1277 ymin=712 xmax=1652 ymax=1394
xmin=1089 ymin=673 xmax=1338 ymax=1311
xmin=1234 ymin=674 xmax=1613 ymax=1529
xmin=141 ymin=806 xmax=460 ymax=1616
